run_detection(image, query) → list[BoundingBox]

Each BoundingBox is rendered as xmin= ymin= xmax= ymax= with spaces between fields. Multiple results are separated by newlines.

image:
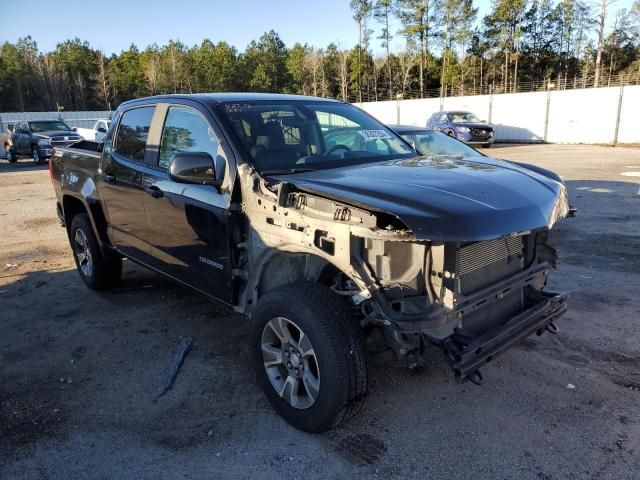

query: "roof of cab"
xmin=120 ymin=92 xmax=344 ymax=108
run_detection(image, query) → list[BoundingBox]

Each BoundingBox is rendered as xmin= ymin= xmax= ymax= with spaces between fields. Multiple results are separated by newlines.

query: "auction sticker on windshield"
xmin=358 ymin=129 xmax=393 ymax=140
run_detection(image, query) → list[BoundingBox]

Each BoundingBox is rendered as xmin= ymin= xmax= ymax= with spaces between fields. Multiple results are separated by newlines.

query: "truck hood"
xmin=33 ymin=130 xmax=78 ymax=138
xmin=271 ymin=155 xmax=569 ymax=241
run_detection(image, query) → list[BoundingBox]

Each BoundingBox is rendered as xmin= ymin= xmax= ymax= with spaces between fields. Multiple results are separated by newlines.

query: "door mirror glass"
xmin=168 ymin=151 xmax=219 ymax=186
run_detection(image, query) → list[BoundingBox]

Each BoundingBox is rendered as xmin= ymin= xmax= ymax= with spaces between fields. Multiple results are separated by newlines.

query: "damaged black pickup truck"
xmin=50 ymin=93 xmax=571 ymax=432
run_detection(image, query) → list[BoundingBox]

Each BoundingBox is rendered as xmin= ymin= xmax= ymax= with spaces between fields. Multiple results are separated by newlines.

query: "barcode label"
xmin=358 ymin=129 xmax=393 ymax=140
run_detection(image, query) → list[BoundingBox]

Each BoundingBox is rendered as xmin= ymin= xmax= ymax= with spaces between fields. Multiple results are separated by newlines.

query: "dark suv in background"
xmin=1 ymin=119 xmax=82 ymax=164
xmin=426 ymin=111 xmax=494 ymax=148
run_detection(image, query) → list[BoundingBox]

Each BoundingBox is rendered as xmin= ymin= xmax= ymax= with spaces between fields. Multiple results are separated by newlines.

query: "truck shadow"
xmin=0 ymin=158 xmax=49 ymax=173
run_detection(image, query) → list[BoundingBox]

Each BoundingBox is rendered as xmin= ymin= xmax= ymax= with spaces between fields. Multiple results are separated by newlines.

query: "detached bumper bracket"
xmin=442 ymin=291 xmax=568 ymax=383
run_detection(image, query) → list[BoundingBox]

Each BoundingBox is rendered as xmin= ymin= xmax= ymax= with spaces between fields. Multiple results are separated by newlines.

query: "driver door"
xmin=16 ymin=122 xmax=30 ymax=154
xmin=142 ymin=104 xmax=233 ymax=302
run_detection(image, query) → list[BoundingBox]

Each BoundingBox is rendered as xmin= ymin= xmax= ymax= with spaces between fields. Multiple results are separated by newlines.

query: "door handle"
xmin=104 ymin=174 xmax=116 ymax=184
xmin=144 ymin=186 xmax=164 ymax=199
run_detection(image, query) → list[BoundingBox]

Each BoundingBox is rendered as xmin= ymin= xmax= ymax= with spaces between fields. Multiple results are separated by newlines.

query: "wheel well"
xmin=255 ymin=252 xmax=342 ymax=301
xmin=62 ymin=196 xmax=87 ymax=232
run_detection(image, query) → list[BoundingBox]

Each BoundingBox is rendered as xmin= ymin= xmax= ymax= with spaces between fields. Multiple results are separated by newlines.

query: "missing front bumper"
xmin=441 ymin=291 xmax=568 ymax=383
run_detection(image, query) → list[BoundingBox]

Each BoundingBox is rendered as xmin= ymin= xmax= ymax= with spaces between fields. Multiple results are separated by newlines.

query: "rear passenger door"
xmin=142 ymin=104 xmax=234 ymax=303
xmin=101 ymin=106 xmax=157 ymax=262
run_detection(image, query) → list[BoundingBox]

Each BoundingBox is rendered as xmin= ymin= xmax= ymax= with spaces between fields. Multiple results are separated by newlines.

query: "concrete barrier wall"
xmin=358 ymin=85 xmax=640 ymax=144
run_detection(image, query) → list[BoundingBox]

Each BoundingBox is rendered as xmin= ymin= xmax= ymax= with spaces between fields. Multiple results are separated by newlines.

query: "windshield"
xmin=399 ymin=130 xmax=483 ymax=158
xmin=450 ymin=112 xmax=482 ymax=124
xmin=217 ymin=101 xmax=415 ymax=174
xmin=29 ymin=120 xmax=73 ymax=132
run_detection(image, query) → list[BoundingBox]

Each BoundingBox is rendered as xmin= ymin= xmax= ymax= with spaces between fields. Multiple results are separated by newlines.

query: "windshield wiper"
xmin=261 ymin=167 xmax=316 ymax=175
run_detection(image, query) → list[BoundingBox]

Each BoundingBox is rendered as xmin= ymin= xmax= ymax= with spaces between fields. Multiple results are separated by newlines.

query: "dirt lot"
xmin=1 ymin=144 xmax=639 ymax=480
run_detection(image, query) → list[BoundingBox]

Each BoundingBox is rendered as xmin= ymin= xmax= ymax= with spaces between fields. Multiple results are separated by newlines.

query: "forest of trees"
xmin=1 ymin=0 xmax=639 ymax=112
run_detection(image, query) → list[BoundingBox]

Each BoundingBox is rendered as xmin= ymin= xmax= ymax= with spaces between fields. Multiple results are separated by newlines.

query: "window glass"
xmin=217 ymin=101 xmax=414 ymax=174
xmin=158 ymin=107 xmax=223 ymax=169
xmin=450 ymin=112 xmax=482 ymax=123
xmin=399 ymin=130 xmax=482 ymax=157
xmin=29 ymin=120 xmax=72 ymax=132
xmin=114 ymin=107 xmax=154 ymax=161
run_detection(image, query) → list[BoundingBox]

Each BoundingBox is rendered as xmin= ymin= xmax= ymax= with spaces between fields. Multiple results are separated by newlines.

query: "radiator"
xmin=455 ymin=236 xmax=524 ymax=295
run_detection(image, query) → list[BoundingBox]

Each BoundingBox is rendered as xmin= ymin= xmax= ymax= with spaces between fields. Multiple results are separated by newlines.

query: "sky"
xmin=1 ymin=0 xmax=635 ymax=55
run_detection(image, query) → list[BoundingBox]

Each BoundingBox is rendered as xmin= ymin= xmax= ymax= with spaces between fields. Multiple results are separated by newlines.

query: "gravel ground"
xmin=1 ymin=144 xmax=639 ymax=480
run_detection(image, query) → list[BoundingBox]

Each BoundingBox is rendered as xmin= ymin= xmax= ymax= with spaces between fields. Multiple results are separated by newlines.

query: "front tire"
xmin=253 ymin=283 xmax=367 ymax=433
xmin=69 ymin=213 xmax=122 ymax=290
xmin=5 ymin=147 xmax=17 ymax=163
xmin=32 ymin=147 xmax=44 ymax=165
xmin=481 ymin=143 xmax=492 ymax=149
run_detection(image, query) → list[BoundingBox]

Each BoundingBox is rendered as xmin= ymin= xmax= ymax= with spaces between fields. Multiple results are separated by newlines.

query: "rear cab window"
xmin=114 ymin=107 xmax=155 ymax=161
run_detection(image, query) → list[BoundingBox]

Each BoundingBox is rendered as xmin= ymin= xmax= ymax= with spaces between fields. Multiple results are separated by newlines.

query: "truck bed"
xmin=51 ymin=141 xmax=104 ymax=225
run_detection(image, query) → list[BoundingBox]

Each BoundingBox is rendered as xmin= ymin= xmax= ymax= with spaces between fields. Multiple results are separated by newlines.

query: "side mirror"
xmin=72 ymin=127 xmax=78 ymax=132
xmin=169 ymin=151 xmax=219 ymax=186
xmin=97 ymin=127 xmax=107 ymax=133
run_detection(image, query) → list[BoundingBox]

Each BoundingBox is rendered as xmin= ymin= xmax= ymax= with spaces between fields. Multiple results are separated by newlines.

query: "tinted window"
xmin=115 ymin=107 xmax=154 ymax=161
xmin=158 ymin=106 xmax=224 ymax=169
xmin=29 ymin=120 xmax=72 ymax=132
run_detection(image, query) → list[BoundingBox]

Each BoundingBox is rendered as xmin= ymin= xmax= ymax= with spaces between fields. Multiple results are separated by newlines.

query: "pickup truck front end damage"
xmin=51 ymin=93 xmax=575 ymax=432
xmin=234 ymin=163 xmax=570 ymax=384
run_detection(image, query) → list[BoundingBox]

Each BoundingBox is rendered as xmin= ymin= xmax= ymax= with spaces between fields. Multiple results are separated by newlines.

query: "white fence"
xmin=0 ymin=111 xmax=112 ymax=132
xmin=3 ymin=86 xmax=639 ymax=145
xmin=358 ymin=85 xmax=640 ymax=145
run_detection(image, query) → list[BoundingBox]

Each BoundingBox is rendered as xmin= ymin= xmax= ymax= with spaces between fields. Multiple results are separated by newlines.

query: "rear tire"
xmin=252 ymin=283 xmax=367 ymax=433
xmin=5 ymin=147 xmax=17 ymax=163
xmin=69 ymin=213 xmax=122 ymax=290
xmin=481 ymin=143 xmax=492 ymax=149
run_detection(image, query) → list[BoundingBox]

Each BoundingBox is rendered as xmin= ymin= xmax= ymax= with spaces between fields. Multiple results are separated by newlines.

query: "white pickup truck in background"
xmin=74 ymin=119 xmax=111 ymax=142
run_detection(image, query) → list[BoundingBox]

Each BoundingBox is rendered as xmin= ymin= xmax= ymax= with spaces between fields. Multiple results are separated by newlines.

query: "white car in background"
xmin=74 ymin=119 xmax=111 ymax=142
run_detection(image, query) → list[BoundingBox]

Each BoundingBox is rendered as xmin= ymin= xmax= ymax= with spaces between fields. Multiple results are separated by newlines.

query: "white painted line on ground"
xmin=620 ymin=171 xmax=640 ymax=177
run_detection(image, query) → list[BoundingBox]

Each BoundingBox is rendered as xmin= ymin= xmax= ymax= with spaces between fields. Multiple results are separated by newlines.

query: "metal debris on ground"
xmin=154 ymin=337 xmax=193 ymax=400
